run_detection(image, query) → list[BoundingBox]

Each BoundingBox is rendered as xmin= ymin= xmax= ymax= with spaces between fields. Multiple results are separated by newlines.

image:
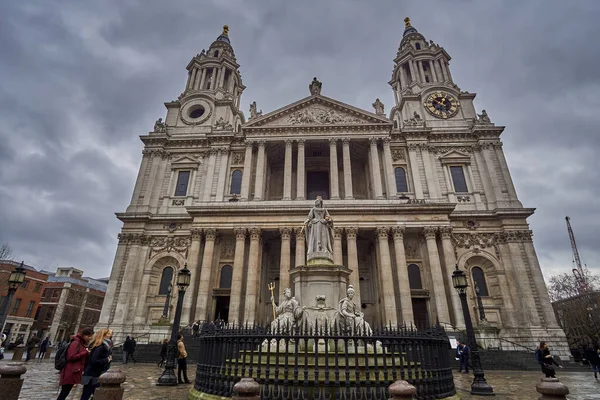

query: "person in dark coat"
xmin=80 ymin=329 xmax=113 ymax=400
xmin=584 ymin=345 xmax=600 ymax=379
xmin=192 ymin=321 xmax=200 ymax=338
xmin=38 ymin=337 xmax=50 ymax=359
xmin=459 ymin=342 xmax=470 ymax=373
xmin=25 ymin=335 xmax=40 ymax=361
xmin=158 ymin=338 xmax=168 ymax=368
xmin=538 ymin=341 xmax=562 ymax=378
xmin=56 ymin=328 xmax=94 ymax=400
xmin=123 ymin=336 xmax=133 ymax=364
xmin=130 ymin=336 xmax=137 ymax=363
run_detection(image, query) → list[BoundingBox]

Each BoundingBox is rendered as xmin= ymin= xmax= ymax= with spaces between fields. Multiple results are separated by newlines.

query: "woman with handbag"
xmin=79 ymin=329 xmax=113 ymax=400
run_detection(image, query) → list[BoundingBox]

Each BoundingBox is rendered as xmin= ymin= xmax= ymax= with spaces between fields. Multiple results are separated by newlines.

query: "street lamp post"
xmin=157 ymin=263 xmax=191 ymax=386
xmin=0 ymin=262 xmax=27 ymax=343
xmin=452 ymin=265 xmax=494 ymax=396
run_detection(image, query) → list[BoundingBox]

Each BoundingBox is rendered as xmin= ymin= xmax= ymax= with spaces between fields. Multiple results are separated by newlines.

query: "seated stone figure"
xmin=333 ymin=285 xmax=373 ymax=336
xmin=270 ymin=288 xmax=304 ymax=333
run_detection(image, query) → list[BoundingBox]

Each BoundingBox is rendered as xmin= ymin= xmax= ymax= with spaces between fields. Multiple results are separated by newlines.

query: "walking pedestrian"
xmin=130 ymin=336 xmax=137 ymax=363
xmin=177 ymin=334 xmax=191 ymax=384
xmin=192 ymin=321 xmax=200 ymax=338
xmin=56 ymin=328 xmax=94 ymax=400
xmin=39 ymin=337 xmax=51 ymax=359
xmin=123 ymin=336 xmax=133 ymax=364
xmin=456 ymin=340 xmax=463 ymax=370
xmin=79 ymin=329 xmax=113 ymax=400
xmin=584 ymin=344 xmax=600 ymax=379
xmin=459 ymin=342 xmax=470 ymax=374
xmin=158 ymin=339 xmax=168 ymax=368
xmin=25 ymin=334 xmax=40 ymax=361
xmin=536 ymin=341 xmax=562 ymax=378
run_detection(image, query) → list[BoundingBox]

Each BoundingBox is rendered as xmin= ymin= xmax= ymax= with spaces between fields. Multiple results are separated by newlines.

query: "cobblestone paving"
xmin=5 ymin=358 xmax=600 ymax=399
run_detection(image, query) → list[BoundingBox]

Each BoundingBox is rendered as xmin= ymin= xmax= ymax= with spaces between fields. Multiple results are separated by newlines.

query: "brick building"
xmin=34 ymin=267 xmax=107 ymax=343
xmin=0 ymin=260 xmax=48 ymax=344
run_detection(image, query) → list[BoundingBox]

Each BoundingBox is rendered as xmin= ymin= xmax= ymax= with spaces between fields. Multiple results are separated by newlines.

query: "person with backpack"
xmin=536 ymin=341 xmax=562 ymax=378
xmin=158 ymin=338 xmax=168 ymax=368
xmin=79 ymin=329 xmax=113 ymax=400
xmin=55 ymin=328 xmax=94 ymax=400
xmin=123 ymin=336 xmax=132 ymax=364
xmin=584 ymin=344 xmax=600 ymax=379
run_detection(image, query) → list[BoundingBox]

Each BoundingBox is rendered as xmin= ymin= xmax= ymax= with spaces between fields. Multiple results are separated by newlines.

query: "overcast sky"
xmin=0 ymin=0 xmax=598 ymax=282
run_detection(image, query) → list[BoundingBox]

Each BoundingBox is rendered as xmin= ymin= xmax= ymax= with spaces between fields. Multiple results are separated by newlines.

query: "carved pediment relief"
xmin=243 ymin=96 xmax=391 ymax=129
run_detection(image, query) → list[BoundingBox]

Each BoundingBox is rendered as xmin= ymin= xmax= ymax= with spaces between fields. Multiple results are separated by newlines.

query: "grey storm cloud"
xmin=0 ymin=0 xmax=598 ymax=280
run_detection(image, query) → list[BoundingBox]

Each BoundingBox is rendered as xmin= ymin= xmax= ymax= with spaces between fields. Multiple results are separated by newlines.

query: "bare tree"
xmin=0 ymin=243 xmax=12 ymax=261
xmin=549 ymin=268 xmax=600 ymax=348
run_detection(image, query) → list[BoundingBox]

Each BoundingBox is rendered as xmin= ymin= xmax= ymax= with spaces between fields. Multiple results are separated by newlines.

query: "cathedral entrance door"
xmin=213 ymin=296 xmax=230 ymax=323
xmin=412 ymin=298 xmax=429 ymax=330
xmin=306 ymin=171 xmax=329 ymax=200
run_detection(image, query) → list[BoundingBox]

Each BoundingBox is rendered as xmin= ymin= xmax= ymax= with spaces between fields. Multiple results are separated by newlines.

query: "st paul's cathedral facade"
xmin=98 ymin=19 xmax=568 ymax=354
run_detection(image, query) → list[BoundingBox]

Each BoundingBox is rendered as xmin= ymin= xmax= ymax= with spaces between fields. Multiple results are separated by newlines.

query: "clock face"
xmin=424 ymin=92 xmax=459 ymax=119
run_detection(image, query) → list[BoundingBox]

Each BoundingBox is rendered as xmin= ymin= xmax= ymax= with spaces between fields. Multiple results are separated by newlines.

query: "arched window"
xmin=395 ymin=167 xmax=408 ymax=193
xmin=159 ymin=267 xmax=173 ymax=295
xmin=408 ymin=264 xmax=422 ymax=289
xmin=214 ymin=50 xmax=219 ymax=57
xmin=219 ymin=265 xmax=233 ymax=288
xmin=230 ymin=170 xmax=242 ymax=194
xmin=472 ymin=267 xmax=489 ymax=297
xmin=415 ymin=43 xmax=421 ymax=50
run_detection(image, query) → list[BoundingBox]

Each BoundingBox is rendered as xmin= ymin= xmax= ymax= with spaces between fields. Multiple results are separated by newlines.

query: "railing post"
xmin=535 ymin=377 xmax=569 ymax=400
xmin=94 ymin=369 xmax=127 ymax=400
xmin=389 ymin=380 xmax=417 ymax=400
xmin=233 ymin=377 xmax=261 ymax=400
xmin=0 ymin=363 xmax=27 ymax=400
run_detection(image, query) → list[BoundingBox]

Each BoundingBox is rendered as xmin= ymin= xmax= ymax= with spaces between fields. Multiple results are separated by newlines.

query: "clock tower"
xmin=389 ymin=18 xmax=478 ymax=130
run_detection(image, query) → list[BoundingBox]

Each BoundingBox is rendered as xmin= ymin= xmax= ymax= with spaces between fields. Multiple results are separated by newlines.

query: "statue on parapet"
xmin=309 ymin=77 xmax=322 ymax=96
xmin=153 ymin=118 xmax=167 ymax=133
xmin=334 ymin=285 xmax=373 ymax=336
xmin=372 ymin=98 xmax=385 ymax=115
xmin=249 ymin=101 xmax=263 ymax=119
xmin=477 ymin=109 xmax=491 ymax=124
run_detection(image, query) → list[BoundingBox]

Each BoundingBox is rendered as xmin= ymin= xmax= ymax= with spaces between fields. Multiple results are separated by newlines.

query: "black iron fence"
xmin=194 ymin=323 xmax=455 ymax=400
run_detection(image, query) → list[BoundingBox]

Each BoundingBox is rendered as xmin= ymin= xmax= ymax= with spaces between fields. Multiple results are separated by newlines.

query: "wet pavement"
xmin=4 ymin=358 xmax=600 ymax=399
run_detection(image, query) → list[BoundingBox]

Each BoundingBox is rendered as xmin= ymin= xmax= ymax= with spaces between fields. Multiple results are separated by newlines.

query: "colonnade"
xmin=184 ymin=225 xmax=467 ymax=329
xmin=240 ymin=137 xmax=398 ymax=201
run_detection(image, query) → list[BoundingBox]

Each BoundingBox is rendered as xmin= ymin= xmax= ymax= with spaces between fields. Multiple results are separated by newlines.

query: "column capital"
xmin=439 ymin=226 xmax=453 ymax=239
xmin=369 ymin=137 xmax=379 ymax=146
xmin=234 ymin=227 xmax=247 ymax=239
xmin=345 ymin=227 xmax=358 ymax=239
xmin=333 ymin=227 xmax=344 ymax=238
xmin=279 ymin=227 xmax=292 ymax=239
xmin=422 ymin=226 xmax=438 ymax=240
xmin=294 ymin=227 xmax=305 ymax=240
xmin=329 ymin=137 xmax=338 ymax=145
xmin=204 ymin=228 xmax=218 ymax=241
xmin=376 ymin=226 xmax=390 ymax=239
xmin=245 ymin=141 xmax=254 ymax=149
xmin=382 ymin=137 xmax=391 ymax=146
xmin=392 ymin=226 xmax=406 ymax=239
xmin=249 ymin=227 xmax=262 ymax=240
xmin=342 ymin=137 xmax=351 ymax=145
xmin=296 ymin=139 xmax=306 ymax=146
xmin=191 ymin=228 xmax=203 ymax=239
xmin=257 ymin=140 xmax=266 ymax=148
xmin=209 ymin=148 xmax=219 ymax=156
xmin=284 ymin=139 xmax=293 ymax=147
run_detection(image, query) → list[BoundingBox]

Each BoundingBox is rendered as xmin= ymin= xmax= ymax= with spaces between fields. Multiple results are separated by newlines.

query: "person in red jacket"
xmin=56 ymin=328 xmax=94 ymax=400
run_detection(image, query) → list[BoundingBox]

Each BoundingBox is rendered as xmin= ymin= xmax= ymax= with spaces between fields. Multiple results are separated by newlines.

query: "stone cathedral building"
xmin=98 ymin=20 xmax=568 ymax=352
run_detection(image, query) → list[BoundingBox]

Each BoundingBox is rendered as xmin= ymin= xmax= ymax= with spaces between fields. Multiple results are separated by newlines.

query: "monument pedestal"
xmin=290 ymin=263 xmax=352 ymax=325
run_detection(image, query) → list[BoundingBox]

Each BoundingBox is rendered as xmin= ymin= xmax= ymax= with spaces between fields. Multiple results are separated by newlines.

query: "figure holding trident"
xmin=269 ymin=288 xmax=304 ymax=333
xmin=268 ymin=282 xmax=277 ymax=321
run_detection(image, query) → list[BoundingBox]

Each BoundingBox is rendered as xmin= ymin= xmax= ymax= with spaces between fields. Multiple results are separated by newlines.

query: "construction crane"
xmin=565 ymin=216 xmax=589 ymax=293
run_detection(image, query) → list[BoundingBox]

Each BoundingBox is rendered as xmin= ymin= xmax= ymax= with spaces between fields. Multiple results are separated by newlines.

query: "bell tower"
xmin=174 ymin=25 xmax=246 ymax=132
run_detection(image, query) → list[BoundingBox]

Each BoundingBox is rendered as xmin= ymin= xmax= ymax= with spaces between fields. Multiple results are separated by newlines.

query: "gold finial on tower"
xmin=404 ymin=17 xmax=411 ymax=28
xmin=222 ymin=25 xmax=229 ymax=36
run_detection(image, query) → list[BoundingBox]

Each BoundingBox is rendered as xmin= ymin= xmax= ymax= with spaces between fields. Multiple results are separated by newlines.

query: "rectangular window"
xmin=34 ymin=283 xmax=41 ymax=292
xmin=21 ymin=280 xmax=29 ymax=289
xmin=174 ymin=171 xmax=191 ymax=196
xmin=11 ymin=298 xmax=21 ymax=315
xmin=450 ymin=166 xmax=469 ymax=193
xmin=52 ymin=289 xmax=60 ymax=298
xmin=25 ymin=301 xmax=35 ymax=317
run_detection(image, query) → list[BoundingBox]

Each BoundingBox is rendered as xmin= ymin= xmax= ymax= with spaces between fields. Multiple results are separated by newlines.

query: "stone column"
xmin=215 ymin=148 xmax=229 ymax=201
xmin=329 ymin=138 xmax=340 ymax=199
xmin=480 ymin=142 xmax=505 ymax=205
xmin=294 ymin=227 xmax=306 ymax=267
xmin=382 ymin=138 xmax=397 ymax=199
xmin=244 ymin=228 xmax=262 ymax=324
xmin=240 ymin=142 xmax=253 ymax=201
xmin=202 ymin=149 xmax=218 ymax=201
xmin=391 ymin=227 xmax=414 ymax=326
xmin=185 ymin=70 xmax=193 ymax=90
xmin=282 ymin=140 xmax=293 ymax=200
xmin=228 ymin=228 xmax=247 ymax=325
xmin=98 ymin=238 xmax=129 ymax=325
xmin=253 ymin=141 xmax=266 ymax=201
xmin=369 ymin=137 xmax=384 ymax=199
xmin=423 ymin=227 xmax=451 ymax=325
xmin=429 ymin=60 xmax=438 ymax=82
xmin=198 ymin=69 xmax=207 ymax=90
xmin=523 ymin=234 xmax=558 ymax=327
xmin=181 ymin=229 xmax=203 ymax=324
xmin=420 ymin=144 xmax=440 ymax=199
xmin=279 ymin=228 xmax=292 ymax=292
xmin=439 ymin=227 xmax=465 ymax=329
xmin=113 ymin=235 xmax=144 ymax=325
xmin=409 ymin=61 xmax=418 ymax=83
xmin=407 ymin=144 xmax=424 ymax=198
xmin=377 ymin=227 xmax=398 ymax=325
xmin=399 ymin=66 xmax=406 ymax=87
xmin=345 ymin=227 xmax=361 ymax=307
xmin=195 ymin=229 xmax=217 ymax=321
xmin=506 ymin=236 xmax=541 ymax=327
xmin=439 ymin=59 xmax=448 ymax=81
xmin=494 ymin=142 xmax=520 ymax=203
xmin=472 ymin=145 xmax=495 ymax=207
xmin=342 ymin=138 xmax=354 ymax=199
xmin=418 ymin=61 xmax=426 ymax=83
xmin=333 ymin=227 xmax=343 ymax=265
xmin=296 ymin=139 xmax=305 ymax=200
xmin=129 ymin=152 xmax=151 ymax=206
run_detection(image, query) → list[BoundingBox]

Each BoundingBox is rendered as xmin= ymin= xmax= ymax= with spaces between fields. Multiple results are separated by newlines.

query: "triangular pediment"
xmin=171 ymin=155 xmax=201 ymax=166
xmin=243 ymin=95 xmax=392 ymax=129
xmin=438 ymin=150 xmax=471 ymax=164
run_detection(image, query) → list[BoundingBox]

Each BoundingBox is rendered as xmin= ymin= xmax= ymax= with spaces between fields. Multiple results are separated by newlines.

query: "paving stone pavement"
xmin=5 ymin=359 xmax=600 ymax=399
